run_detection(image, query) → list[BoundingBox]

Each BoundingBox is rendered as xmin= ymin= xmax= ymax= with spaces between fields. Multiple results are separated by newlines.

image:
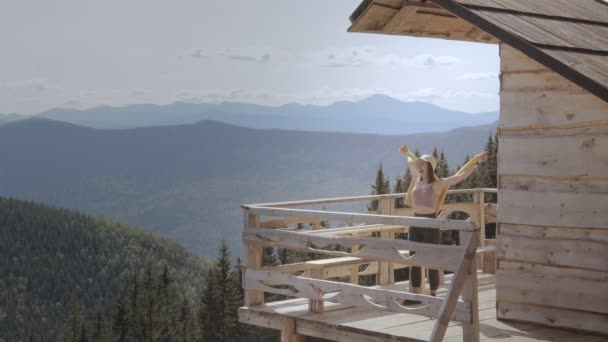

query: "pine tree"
xmin=368 ymin=163 xmax=391 ymax=211
xmin=175 ymin=299 xmax=192 ymax=342
xmin=92 ymin=309 xmax=103 ymax=341
xmin=127 ymin=274 xmax=142 ymax=341
xmin=156 ymin=263 xmax=174 ymax=341
xmin=61 ymin=293 xmax=83 ymax=342
xmin=199 ymin=267 xmax=217 ymax=342
xmin=79 ymin=323 xmax=88 ymax=342
xmin=112 ymin=291 xmax=129 ymax=342
xmin=486 ymin=132 xmax=498 ymax=202
xmin=215 ymin=241 xmax=234 ymax=342
xmin=437 ymin=151 xmax=450 ymax=178
xmin=141 ymin=260 xmax=156 ymax=342
xmin=393 ymin=177 xmax=406 ymax=208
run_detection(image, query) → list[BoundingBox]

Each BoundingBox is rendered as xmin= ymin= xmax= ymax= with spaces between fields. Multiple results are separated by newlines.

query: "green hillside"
xmin=0 ymin=197 xmax=209 ymax=341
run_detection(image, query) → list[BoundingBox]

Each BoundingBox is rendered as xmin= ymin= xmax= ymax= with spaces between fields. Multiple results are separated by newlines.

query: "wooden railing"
xmin=241 ymin=188 xmax=497 ymax=342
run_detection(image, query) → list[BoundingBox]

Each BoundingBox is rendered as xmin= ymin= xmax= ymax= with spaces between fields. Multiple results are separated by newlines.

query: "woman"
xmin=399 ymin=145 xmax=486 ymax=297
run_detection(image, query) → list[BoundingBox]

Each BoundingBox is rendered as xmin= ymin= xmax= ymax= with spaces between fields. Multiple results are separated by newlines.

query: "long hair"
xmin=422 ymin=161 xmax=437 ymax=184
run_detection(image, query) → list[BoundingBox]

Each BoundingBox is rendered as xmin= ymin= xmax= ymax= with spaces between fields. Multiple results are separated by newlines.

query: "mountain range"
xmin=0 ymin=118 xmax=496 ymax=258
xmin=0 ymin=95 xmax=497 ymax=134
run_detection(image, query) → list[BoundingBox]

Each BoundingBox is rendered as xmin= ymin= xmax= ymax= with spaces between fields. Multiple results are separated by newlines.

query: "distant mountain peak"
xmin=359 ymin=94 xmax=402 ymax=103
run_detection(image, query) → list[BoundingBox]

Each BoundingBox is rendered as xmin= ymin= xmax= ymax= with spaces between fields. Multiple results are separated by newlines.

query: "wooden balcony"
xmin=238 ymin=189 xmax=606 ymax=342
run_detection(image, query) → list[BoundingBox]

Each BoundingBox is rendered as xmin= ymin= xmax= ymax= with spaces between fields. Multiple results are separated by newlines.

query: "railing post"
xmin=244 ymin=209 xmax=264 ymax=306
xmin=350 ymin=240 xmax=360 ymax=285
xmin=308 ymin=267 xmax=324 ymax=313
xmin=378 ymin=199 xmax=394 ymax=285
xmin=473 ymin=191 xmax=485 ymax=270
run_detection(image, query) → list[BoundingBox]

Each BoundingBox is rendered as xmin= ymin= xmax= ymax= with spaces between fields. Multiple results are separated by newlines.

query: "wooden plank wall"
xmin=497 ymin=44 xmax=608 ymax=335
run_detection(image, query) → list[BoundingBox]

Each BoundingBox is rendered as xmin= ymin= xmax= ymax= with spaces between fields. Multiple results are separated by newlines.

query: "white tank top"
xmin=412 ymin=181 xmax=442 ymax=213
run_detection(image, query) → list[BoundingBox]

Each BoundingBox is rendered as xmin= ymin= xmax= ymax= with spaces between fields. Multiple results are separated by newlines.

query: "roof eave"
xmin=432 ymin=0 xmax=608 ymax=103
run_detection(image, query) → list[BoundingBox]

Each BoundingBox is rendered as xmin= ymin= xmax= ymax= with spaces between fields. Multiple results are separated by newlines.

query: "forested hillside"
xmin=0 ymin=198 xmax=209 ymax=341
xmin=0 ymin=119 xmax=496 ymax=257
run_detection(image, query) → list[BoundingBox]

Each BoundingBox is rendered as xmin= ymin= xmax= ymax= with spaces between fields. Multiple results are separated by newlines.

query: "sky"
xmin=0 ymin=0 xmax=500 ymax=115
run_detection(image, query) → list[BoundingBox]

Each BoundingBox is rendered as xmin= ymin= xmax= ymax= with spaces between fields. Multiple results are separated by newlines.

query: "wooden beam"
xmin=243 ymin=268 xmax=472 ymax=321
xmin=460 ymin=230 xmax=480 ymax=342
xmin=244 ymin=228 xmax=466 ymax=271
xmin=383 ymin=6 xmax=418 ymax=33
xmin=281 ymin=317 xmax=304 ymax=342
xmin=430 ymin=227 xmax=479 ymax=341
xmin=247 ymin=206 xmax=476 ymax=231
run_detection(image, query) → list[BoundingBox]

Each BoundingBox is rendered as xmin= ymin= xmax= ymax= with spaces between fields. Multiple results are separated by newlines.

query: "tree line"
xmin=56 ymin=241 xmax=267 ymax=342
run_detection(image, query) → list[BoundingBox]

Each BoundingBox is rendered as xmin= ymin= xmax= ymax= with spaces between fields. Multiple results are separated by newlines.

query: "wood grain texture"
xmin=497 ymin=301 xmax=608 ymax=336
xmin=497 ymin=189 xmax=608 ymax=228
xmin=499 ymin=90 xmax=608 ymax=129
xmin=501 ymin=70 xmax=585 ymax=92
xmin=500 ymin=43 xmax=548 ymax=73
xmin=499 ymin=223 xmax=608 ymax=243
xmin=498 ymin=133 xmax=608 ymax=177
xmin=498 ymin=233 xmax=608 ymax=272
xmin=496 ymin=267 xmax=608 ymax=314
xmin=500 ymin=176 xmax=608 ymax=194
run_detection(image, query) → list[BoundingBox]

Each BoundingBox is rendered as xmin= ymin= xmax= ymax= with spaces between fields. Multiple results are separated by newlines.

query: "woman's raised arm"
xmin=441 ymin=152 xmax=487 ymax=186
xmin=400 ymin=145 xmax=419 ymax=161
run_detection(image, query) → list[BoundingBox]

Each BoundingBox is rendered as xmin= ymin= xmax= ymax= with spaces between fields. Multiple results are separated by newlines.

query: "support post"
xmin=459 ymin=230 xmax=480 ymax=342
xmin=281 ymin=317 xmax=304 ymax=342
xmin=244 ymin=209 xmax=264 ymax=306
xmin=430 ymin=228 xmax=478 ymax=342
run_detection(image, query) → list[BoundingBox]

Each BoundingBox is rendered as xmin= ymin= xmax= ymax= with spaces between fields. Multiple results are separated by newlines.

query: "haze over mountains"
xmin=0 ymin=95 xmax=497 ymax=134
xmin=0 ymin=117 xmax=496 ymax=257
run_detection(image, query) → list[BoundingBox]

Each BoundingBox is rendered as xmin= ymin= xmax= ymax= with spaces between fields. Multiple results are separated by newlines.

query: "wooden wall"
xmin=496 ymin=44 xmax=608 ymax=335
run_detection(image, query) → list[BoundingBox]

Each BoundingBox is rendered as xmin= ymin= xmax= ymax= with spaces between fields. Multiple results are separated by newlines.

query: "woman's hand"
xmin=399 ymin=145 xmax=409 ymax=154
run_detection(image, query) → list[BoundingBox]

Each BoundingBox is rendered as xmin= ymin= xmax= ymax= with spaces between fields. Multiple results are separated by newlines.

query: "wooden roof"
xmin=349 ymin=0 xmax=608 ymax=102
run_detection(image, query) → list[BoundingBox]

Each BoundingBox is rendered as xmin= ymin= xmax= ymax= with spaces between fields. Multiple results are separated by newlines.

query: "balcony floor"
xmin=239 ymin=272 xmax=608 ymax=342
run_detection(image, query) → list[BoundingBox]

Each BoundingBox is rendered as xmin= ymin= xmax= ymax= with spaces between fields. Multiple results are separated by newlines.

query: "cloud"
xmin=403 ymin=87 xmax=496 ymax=101
xmin=310 ymin=47 xmax=461 ymax=69
xmin=455 ymin=72 xmax=498 ymax=80
xmin=187 ymin=47 xmax=275 ymax=64
xmin=221 ymin=51 xmax=271 ymax=64
xmin=1 ymin=79 xmax=60 ymax=93
xmin=420 ymin=55 xmax=460 ymax=67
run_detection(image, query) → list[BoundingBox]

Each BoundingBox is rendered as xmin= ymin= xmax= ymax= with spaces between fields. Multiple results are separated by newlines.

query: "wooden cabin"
xmin=348 ymin=0 xmax=608 ymax=335
xmin=238 ymin=1 xmax=608 ymax=341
